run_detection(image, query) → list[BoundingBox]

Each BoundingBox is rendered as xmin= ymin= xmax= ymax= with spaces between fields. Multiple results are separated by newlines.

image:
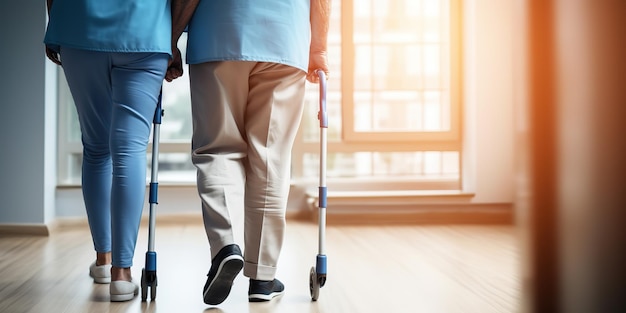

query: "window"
xmin=57 ymin=0 xmax=462 ymax=189
xmin=293 ymin=0 xmax=462 ymax=189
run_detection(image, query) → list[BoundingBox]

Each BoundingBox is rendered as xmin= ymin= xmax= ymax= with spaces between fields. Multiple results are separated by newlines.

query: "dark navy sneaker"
xmin=203 ymin=244 xmax=244 ymax=305
xmin=248 ymin=279 xmax=285 ymax=302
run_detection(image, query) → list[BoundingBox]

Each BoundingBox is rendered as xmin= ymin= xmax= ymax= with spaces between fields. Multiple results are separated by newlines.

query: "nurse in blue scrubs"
xmin=44 ymin=0 xmax=171 ymax=302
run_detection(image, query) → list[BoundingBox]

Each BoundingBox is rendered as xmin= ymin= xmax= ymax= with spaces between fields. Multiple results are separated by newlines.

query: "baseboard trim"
xmin=297 ymin=203 xmax=514 ymax=225
xmin=300 ymin=189 xmax=513 ymax=225
xmin=0 ymin=224 xmax=51 ymax=236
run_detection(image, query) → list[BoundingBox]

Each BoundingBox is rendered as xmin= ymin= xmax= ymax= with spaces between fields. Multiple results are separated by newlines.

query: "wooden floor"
xmin=0 ymin=218 xmax=520 ymax=313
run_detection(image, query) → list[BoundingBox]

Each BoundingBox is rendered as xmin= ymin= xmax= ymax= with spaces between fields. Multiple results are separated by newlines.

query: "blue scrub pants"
xmin=60 ymin=47 xmax=168 ymax=268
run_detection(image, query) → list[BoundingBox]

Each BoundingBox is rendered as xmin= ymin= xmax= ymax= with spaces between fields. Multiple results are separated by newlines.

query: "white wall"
xmin=0 ymin=0 xmax=57 ymax=226
xmin=463 ymin=0 xmax=515 ymax=204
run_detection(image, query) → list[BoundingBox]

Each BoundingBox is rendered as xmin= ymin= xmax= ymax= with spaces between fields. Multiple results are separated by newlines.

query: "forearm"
xmin=171 ymin=0 xmax=200 ymax=45
xmin=310 ymin=0 xmax=331 ymax=53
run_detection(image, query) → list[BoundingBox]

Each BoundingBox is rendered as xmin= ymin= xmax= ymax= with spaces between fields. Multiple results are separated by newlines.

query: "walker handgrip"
xmin=316 ymin=70 xmax=328 ymax=128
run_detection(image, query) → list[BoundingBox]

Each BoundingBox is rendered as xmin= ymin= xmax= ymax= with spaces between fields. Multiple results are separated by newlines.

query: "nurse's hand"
xmin=166 ymin=47 xmax=183 ymax=82
xmin=45 ymin=46 xmax=61 ymax=66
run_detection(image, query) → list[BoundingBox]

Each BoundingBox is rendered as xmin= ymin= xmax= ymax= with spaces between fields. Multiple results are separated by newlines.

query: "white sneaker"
xmin=110 ymin=280 xmax=139 ymax=302
xmin=89 ymin=262 xmax=112 ymax=284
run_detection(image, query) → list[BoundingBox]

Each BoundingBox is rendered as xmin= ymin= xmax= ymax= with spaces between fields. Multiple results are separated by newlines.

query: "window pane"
xmin=67 ymin=153 xmax=82 ymax=185
xmin=354 ymin=91 xmax=426 ymax=132
xmin=303 ymin=151 xmax=459 ymax=179
xmin=148 ymin=153 xmax=195 ymax=183
xmin=58 ymin=72 xmax=81 ymax=143
xmin=352 ymin=0 xmax=451 ymax=133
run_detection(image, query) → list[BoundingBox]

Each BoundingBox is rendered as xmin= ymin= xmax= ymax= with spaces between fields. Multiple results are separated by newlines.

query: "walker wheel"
xmin=309 ymin=266 xmax=320 ymax=301
xmin=150 ymin=278 xmax=157 ymax=301
xmin=141 ymin=269 xmax=148 ymax=301
xmin=141 ymin=268 xmax=158 ymax=301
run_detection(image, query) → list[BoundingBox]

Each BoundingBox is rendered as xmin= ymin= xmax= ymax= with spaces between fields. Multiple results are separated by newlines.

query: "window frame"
xmin=291 ymin=0 xmax=463 ymax=183
xmin=340 ymin=0 xmax=462 ymax=146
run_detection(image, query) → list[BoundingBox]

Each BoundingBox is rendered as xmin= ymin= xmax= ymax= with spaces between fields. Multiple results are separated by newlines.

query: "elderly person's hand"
xmin=307 ymin=50 xmax=329 ymax=83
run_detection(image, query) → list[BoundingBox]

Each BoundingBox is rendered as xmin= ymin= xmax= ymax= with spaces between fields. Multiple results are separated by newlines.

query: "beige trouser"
xmin=189 ymin=61 xmax=306 ymax=280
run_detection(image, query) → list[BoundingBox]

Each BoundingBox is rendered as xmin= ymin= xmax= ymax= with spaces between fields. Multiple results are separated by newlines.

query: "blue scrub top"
xmin=44 ymin=0 xmax=172 ymax=56
xmin=186 ymin=0 xmax=311 ymax=72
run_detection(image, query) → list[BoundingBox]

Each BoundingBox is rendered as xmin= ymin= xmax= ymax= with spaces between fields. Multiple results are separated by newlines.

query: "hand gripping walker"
xmin=309 ymin=69 xmax=328 ymax=301
xmin=141 ymin=88 xmax=163 ymax=301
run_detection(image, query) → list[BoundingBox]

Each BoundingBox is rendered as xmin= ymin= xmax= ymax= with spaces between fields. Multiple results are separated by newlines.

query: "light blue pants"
xmin=60 ymin=47 xmax=168 ymax=268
